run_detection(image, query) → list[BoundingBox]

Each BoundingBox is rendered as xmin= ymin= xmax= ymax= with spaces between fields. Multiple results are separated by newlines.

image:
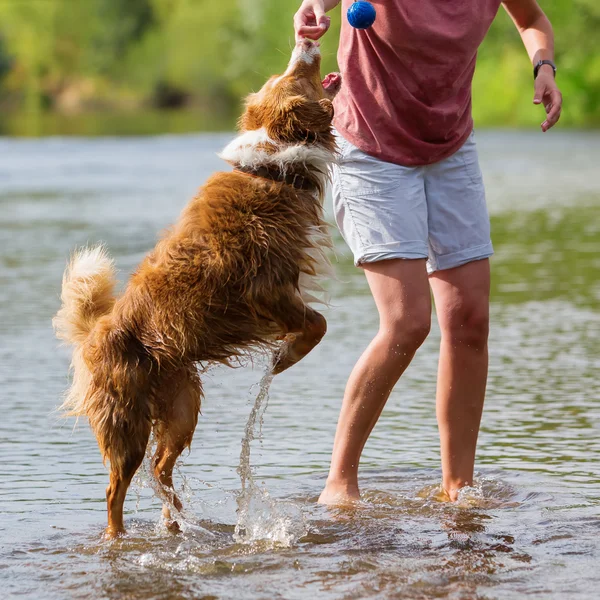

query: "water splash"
xmin=132 ymin=434 xmax=216 ymax=537
xmin=416 ymin=476 xmax=520 ymax=510
xmin=129 ymin=362 xmax=306 ymax=545
xmin=233 ymin=368 xmax=307 ymax=546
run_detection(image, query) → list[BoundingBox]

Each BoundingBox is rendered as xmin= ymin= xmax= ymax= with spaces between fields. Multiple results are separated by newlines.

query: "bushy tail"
xmin=53 ymin=245 xmax=117 ymax=416
xmin=53 ymin=245 xmax=117 ymax=345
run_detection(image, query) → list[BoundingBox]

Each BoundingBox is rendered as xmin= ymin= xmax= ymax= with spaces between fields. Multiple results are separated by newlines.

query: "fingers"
xmin=296 ymin=22 xmax=330 ymax=41
xmin=534 ymin=75 xmax=562 ymax=132
xmin=541 ymin=89 xmax=563 ymax=132
xmin=294 ymin=2 xmax=330 ymax=41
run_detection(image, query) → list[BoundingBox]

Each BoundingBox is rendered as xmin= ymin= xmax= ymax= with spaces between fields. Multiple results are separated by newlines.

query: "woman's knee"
xmin=441 ymin=300 xmax=489 ymax=349
xmin=430 ymin=259 xmax=490 ymax=351
xmin=380 ymin=311 xmax=431 ymax=352
xmin=364 ymin=257 xmax=432 ymax=354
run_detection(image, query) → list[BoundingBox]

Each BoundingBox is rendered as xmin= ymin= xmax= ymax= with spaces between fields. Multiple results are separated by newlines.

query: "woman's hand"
xmin=294 ymin=0 xmax=331 ymax=41
xmin=534 ymin=67 xmax=562 ymax=132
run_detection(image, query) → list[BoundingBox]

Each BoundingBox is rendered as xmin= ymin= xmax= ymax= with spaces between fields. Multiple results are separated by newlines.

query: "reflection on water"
xmin=0 ymin=131 xmax=599 ymax=599
xmin=0 ymin=109 xmax=234 ymax=138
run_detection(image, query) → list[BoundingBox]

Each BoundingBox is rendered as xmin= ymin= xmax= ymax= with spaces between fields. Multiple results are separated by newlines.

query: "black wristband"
xmin=534 ymin=60 xmax=556 ymax=79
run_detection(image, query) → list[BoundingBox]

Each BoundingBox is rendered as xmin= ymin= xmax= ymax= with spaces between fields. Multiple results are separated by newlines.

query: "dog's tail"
xmin=53 ymin=245 xmax=117 ymax=346
xmin=53 ymin=245 xmax=117 ymax=417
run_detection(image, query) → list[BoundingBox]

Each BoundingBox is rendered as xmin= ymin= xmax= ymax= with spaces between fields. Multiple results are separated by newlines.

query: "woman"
xmin=293 ymin=0 xmax=562 ymax=503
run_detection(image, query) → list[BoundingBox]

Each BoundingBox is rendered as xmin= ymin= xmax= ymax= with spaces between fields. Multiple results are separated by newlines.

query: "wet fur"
xmin=53 ymin=41 xmax=340 ymax=537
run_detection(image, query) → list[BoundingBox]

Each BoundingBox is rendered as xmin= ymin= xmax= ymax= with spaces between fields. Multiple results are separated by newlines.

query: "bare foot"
xmin=318 ymin=481 xmax=361 ymax=506
xmin=443 ymin=479 xmax=473 ymax=502
xmin=444 ymin=488 xmax=459 ymax=502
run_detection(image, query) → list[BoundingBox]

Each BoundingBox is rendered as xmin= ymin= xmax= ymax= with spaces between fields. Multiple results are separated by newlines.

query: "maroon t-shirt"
xmin=334 ymin=0 xmax=502 ymax=166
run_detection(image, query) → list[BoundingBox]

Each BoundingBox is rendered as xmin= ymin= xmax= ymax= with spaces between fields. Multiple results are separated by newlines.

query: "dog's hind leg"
xmin=103 ymin=413 xmax=152 ymax=539
xmin=269 ymin=300 xmax=327 ymax=375
xmin=152 ymin=367 xmax=202 ymax=531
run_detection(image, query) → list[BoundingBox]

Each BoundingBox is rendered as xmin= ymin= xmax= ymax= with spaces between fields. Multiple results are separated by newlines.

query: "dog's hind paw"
xmin=271 ymin=339 xmax=296 ymax=375
xmin=103 ymin=526 xmax=126 ymax=541
xmin=164 ymin=519 xmax=182 ymax=534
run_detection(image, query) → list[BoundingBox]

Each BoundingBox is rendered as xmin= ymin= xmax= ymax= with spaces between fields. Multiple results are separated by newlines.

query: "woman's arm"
xmin=502 ymin=0 xmax=562 ymax=131
xmin=294 ymin=0 xmax=341 ymax=41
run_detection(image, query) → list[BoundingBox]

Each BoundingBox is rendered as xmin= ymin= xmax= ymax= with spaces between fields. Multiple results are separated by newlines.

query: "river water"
xmin=1 ymin=130 xmax=599 ymax=599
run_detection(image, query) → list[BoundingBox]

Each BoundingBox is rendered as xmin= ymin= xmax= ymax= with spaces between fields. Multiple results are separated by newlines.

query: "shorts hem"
xmin=355 ymin=243 xmax=429 ymax=267
xmin=428 ymin=242 xmax=494 ymax=273
xmin=333 ymin=123 xmax=473 ymax=167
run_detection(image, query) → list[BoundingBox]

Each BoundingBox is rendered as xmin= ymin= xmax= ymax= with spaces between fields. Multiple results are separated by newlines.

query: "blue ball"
xmin=347 ymin=1 xmax=376 ymax=30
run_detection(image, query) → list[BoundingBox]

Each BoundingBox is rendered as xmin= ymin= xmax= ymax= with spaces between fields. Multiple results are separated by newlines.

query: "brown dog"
xmin=53 ymin=40 xmax=341 ymax=539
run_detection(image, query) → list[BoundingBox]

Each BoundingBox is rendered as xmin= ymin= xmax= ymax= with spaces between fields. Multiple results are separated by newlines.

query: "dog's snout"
xmin=297 ymin=39 xmax=319 ymax=51
xmin=288 ymin=38 xmax=321 ymax=71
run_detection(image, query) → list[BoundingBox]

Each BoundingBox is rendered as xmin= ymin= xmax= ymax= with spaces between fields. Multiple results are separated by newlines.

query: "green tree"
xmin=1 ymin=0 xmax=599 ymax=132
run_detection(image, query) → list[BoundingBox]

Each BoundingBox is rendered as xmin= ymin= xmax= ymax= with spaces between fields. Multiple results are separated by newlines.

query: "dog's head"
xmin=238 ymin=39 xmax=342 ymax=143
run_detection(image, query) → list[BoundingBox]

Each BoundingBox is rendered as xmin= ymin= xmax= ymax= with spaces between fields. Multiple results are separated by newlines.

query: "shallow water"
xmin=1 ymin=131 xmax=599 ymax=599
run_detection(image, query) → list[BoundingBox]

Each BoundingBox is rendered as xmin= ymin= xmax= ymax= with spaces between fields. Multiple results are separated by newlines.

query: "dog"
xmin=53 ymin=39 xmax=342 ymax=539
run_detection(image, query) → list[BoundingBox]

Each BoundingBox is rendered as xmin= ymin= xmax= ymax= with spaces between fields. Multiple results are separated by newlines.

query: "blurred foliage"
xmin=473 ymin=0 xmax=600 ymax=127
xmin=0 ymin=0 xmax=598 ymax=134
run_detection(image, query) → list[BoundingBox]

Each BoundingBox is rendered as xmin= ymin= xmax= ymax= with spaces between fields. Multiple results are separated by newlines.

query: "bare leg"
xmin=319 ymin=259 xmax=431 ymax=505
xmin=429 ymin=259 xmax=490 ymax=500
xmin=152 ymin=368 xmax=202 ymax=529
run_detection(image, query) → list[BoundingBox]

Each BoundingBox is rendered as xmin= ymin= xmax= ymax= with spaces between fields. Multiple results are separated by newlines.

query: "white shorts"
xmin=331 ymin=131 xmax=493 ymax=273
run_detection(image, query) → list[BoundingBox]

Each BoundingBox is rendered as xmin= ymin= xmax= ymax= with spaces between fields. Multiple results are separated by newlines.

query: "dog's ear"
xmin=286 ymin=96 xmax=335 ymax=133
xmin=267 ymin=96 xmax=334 ymax=141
